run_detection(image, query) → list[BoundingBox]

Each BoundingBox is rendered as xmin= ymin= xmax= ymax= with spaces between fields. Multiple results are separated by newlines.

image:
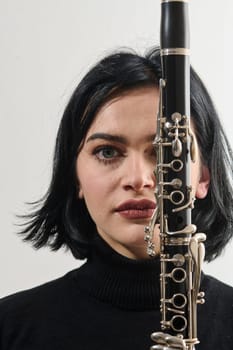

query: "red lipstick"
xmin=115 ymin=199 xmax=156 ymax=219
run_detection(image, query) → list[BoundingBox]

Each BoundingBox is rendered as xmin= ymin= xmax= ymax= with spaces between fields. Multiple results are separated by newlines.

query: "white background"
xmin=0 ymin=0 xmax=233 ymax=297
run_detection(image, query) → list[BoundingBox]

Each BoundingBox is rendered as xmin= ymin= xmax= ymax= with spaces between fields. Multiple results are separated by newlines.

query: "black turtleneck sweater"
xmin=0 ymin=236 xmax=233 ymax=350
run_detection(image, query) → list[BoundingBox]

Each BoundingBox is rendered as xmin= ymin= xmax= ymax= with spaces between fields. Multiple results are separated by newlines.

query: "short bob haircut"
xmin=19 ymin=47 xmax=233 ymax=262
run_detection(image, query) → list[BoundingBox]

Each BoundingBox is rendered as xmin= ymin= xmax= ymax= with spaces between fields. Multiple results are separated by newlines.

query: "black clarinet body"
xmin=161 ymin=0 xmax=191 ymax=234
xmin=145 ymin=1 xmax=206 ymax=349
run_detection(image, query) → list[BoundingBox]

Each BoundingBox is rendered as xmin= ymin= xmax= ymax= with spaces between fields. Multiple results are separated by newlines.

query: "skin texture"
xmin=76 ymin=87 xmax=210 ymax=259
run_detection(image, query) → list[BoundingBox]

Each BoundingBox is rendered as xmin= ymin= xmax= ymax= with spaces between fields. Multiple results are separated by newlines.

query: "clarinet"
xmin=144 ymin=1 xmax=206 ymax=349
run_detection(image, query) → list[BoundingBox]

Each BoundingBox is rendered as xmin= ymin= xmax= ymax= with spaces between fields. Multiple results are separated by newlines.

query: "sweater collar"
xmin=75 ymin=235 xmax=161 ymax=311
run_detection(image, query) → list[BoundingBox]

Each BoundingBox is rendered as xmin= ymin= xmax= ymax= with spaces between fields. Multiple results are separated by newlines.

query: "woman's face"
xmin=76 ymin=87 xmax=209 ymax=259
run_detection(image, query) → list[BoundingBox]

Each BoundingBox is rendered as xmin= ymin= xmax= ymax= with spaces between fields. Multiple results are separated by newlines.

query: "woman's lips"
xmin=115 ymin=199 xmax=156 ymax=219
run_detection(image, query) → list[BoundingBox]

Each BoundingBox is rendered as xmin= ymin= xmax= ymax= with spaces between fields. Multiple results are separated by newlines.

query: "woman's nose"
xmin=121 ymin=154 xmax=156 ymax=192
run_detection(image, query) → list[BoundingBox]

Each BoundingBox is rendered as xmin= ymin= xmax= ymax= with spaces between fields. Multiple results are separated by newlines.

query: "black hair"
xmin=19 ymin=47 xmax=233 ymax=261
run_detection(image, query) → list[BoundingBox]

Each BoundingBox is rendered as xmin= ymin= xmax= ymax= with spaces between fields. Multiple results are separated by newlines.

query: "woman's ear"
xmin=195 ymin=166 xmax=210 ymax=199
xmin=78 ymin=188 xmax=84 ymax=199
xmin=76 ymin=182 xmax=84 ymax=199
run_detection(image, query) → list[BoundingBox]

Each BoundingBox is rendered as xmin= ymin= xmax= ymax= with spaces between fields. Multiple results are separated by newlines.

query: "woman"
xmin=0 ymin=47 xmax=233 ymax=350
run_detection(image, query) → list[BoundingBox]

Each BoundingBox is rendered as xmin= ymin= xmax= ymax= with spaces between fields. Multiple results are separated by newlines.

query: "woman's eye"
xmin=150 ymin=147 xmax=157 ymax=159
xmin=103 ymin=148 xmax=117 ymax=158
xmin=94 ymin=146 xmax=122 ymax=164
xmin=145 ymin=146 xmax=157 ymax=160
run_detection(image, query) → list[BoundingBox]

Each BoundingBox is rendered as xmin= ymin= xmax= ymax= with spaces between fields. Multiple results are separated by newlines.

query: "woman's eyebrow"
xmin=86 ymin=133 xmax=128 ymax=144
xmin=86 ymin=132 xmax=156 ymax=144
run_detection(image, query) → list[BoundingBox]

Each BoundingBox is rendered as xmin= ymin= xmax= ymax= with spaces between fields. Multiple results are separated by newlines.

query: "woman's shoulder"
xmin=198 ymin=274 xmax=233 ymax=347
xmin=201 ymin=273 xmax=233 ymax=317
xmin=0 ymin=269 xmax=79 ymax=319
xmin=202 ymin=273 xmax=233 ymax=297
xmin=0 ymin=267 xmax=88 ymax=349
